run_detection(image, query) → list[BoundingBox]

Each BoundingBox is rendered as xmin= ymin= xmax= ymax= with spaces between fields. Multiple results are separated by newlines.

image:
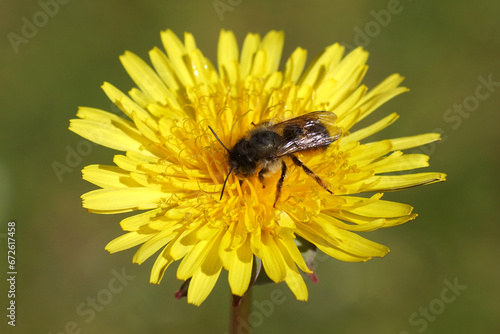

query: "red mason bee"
xmin=209 ymin=111 xmax=342 ymax=207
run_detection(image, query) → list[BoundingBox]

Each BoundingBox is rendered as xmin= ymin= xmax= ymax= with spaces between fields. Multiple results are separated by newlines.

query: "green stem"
xmin=230 ymin=287 xmax=252 ymax=334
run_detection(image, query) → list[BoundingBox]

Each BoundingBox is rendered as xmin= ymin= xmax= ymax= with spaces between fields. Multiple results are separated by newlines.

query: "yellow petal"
xmin=240 ymin=33 xmax=261 ymax=78
xmin=344 ymin=112 xmax=399 ymax=144
xmin=326 ymin=48 xmax=369 ymax=107
xmin=250 ymin=49 xmax=267 ymax=78
xmin=334 ymin=89 xmax=365 ymax=127
xmin=363 ymin=153 xmax=430 ymax=173
xmin=82 ymin=188 xmax=169 ymax=211
xmin=128 ymin=87 xmax=151 ymax=108
xmin=105 ymin=231 xmax=154 ymax=253
xmin=260 ymin=30 xmax=284 ymax=76
xmin=82 ymin=165 xmax=141 ymax=189
xmin=356 ymin=84 xmax=408 ymax=122
xmin=101 ymin=82 xmax=152 ymax=122
xmin=69 ymin=118 xmax=153 ymax=154
xmin=177 ymin=229 xmax=220 ymax=280
xmin=323 ymin=215 xmax=387 ymax=232
xmin=167 ymin=229 xmax=193 ymax=260
xmin=322 ymin=210 xmax=418 ymax=231
xmin=284 ymin=47 xmax=307 ymax=84
xmin=132 ymin=112 xmax=161 ymax=144
xmin=120 ymin=51 xmax=171 ymax=105
xmin=75 ymin=106 xmax=134 ymax=125
xmin=271 ymin=232 xmax=310 ymax=300
xmin=187 ymin=231 xmax=224 ymax=305
xmin=149 ymin=47 xmax=181 ymax=93
xmin=364 ymin=73 xmax=405 ymax=101
xmin=363 ymin=172 xmax=447 ymax=192
xmin=316 ymin=215 xmax=389 ymax=257
xmin=332 ymin=47 xmax=368 ymax=82
xmin=300 ymin=43 xmax=344 ymax=88
xmin=113 ymin=154 xmax=143 ymax=173
xmin=132 ymin=226 xmax=177 ymax=264
xmin=119 ymin=208 xmax=165 ymax=231
xmin=390 ymin=133 xmax=441 ymax=150
xmin=285 ymin=271 xmax=308 ymax=301
xmin=150 ymin=247 xmax=174 ymax=284
xmin=227 ymin=237 xmax=253 ymax=296
xmin=278 ymin=232 xmax=311 ymax=274
xmin=343 ymin=195 xmax=413 ymax=218
xmin=188 ymin=266 xmax=222 ymax=306
xmin=218 ymin=29 xmax=239 ymax=84
xmin=347 ymin=140 xmax=393 ymax=165
xmin=160 ymin=29 xmax=194 ymax=87
xmin=184 ymin=32 xmax=197 ymax=52
xmin=295 ymin=222 xmax=366 ymax=262
xmin=190 ymin=49 xmax=215 ymax=85
xmin=260 ymin=230 xmax=286 ymax=282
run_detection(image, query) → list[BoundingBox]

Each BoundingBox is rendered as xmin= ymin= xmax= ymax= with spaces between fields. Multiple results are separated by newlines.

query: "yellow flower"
xmin=69 ymin=29 xmax=445 ymax=306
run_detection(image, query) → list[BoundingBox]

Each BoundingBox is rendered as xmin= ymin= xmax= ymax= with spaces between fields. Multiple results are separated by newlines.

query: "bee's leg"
xmin=258 ymin=168 xmax=267 ymax=186
xmin=273 ymin=161 xmax=287 ymax=207
xmin=291 ymin=155 xmax=333 ymax=194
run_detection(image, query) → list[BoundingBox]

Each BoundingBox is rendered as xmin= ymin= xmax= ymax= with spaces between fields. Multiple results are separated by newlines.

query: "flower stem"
xmin=230 ymin=287 xmax=252 ymax=334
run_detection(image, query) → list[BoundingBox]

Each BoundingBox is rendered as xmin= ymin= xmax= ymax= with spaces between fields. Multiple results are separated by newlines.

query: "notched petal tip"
xmin=440 ymin=173 xmax=447 ymax=181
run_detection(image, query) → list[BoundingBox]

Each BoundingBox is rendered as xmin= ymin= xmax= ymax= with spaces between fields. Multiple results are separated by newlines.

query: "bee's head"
xmin=208 ymin=126 xmax=254 ymax=200
xmin=228 ymin=139 xmax=257 ymax=176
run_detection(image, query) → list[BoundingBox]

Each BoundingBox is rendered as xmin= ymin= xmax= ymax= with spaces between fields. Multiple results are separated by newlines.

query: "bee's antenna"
xmin=220 ymin=166 xmax=234 ymax=200
xmin=208 ymin=126 xmax=230 ymax=152
xmin=208 ymin=126 xmax=233 ymax=200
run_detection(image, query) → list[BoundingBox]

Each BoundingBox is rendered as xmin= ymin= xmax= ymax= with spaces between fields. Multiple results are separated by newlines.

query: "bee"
xmin=208 ymin=111 xmax=342 ymax=207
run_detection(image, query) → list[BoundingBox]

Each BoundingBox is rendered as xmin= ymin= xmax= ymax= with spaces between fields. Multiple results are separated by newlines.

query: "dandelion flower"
xmin=70 ymin=29 xmax=446 ymax=306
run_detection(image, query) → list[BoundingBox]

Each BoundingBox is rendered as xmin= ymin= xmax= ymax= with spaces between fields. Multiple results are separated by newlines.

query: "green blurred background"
xmin=1 ymin=1 xmax=499 ymax=333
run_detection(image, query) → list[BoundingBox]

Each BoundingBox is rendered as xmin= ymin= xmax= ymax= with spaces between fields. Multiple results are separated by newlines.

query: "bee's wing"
xmin=272 ymin=111 xmax=342 ymax=157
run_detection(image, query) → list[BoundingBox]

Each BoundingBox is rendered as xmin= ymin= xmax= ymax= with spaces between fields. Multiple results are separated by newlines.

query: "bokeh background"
xmin=1 ymin=1 xmax=499 ymax=333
